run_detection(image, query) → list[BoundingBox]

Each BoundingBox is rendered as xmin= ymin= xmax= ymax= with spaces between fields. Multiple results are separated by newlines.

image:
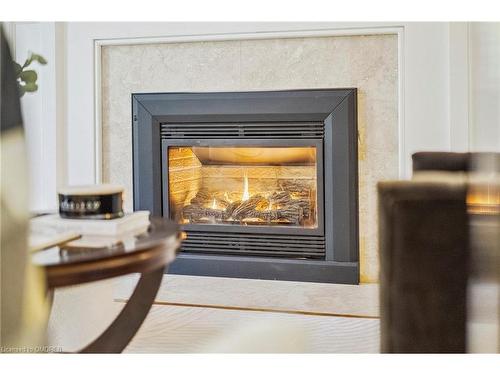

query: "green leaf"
xmin=22 ymin=53 xmax=47 ymax=69
xmin=25 ymin=53 xmax=47 ymax=67
xmin=13 ymin=62 xmax=22 ymax=77
xmin=32 ymin=54 xmax=47 ymax=65
xmin=23 ymin=82 xmax=38 ymax=92
xmin=19 ymin=70 xmax=37 ymax=83
xmin=13 ymin=52 xmax=46 ymax=96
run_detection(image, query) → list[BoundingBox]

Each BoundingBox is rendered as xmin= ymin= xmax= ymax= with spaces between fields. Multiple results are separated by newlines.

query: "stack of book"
xmin=30 ymin=211 xmax=150 ymax=252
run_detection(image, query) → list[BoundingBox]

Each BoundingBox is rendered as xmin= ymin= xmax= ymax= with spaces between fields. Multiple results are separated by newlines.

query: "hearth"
xmin=132 ymin=89 xmax=359 ymax=283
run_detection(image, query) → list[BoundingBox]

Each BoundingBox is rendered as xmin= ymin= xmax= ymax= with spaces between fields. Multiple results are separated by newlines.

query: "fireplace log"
xmin=269 ymin=191 xmax=290 ymax=205
xmin=245 ymin=207 xmax=303 ymax=224
xmin=269 ymin=191 xmax=311 ymax=217
xmin=185 ymin=187 xmax=312 ymax=224
xmin=279 ymin=179 xmax=312 ymax=193
xmin=231 ymin=195 xmax=268 ymax=220
xmin=190 ymin=189 xmax=212 ymax=205
xmin=224 ymin=200 xmax=242 ymax=218
xmin=182 ymin=204 xmax=226 ymax=222
xmin=289 ymin=199 xmax=311 ymax=217
xmin=190 ymin=190 xmax=231 ymax=209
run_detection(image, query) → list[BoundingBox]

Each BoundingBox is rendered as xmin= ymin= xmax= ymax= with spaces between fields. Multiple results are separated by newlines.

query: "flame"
xmin=242 ymin=172 xmax=250 ymax=201
xmin=211 ymin=198 xmax=217 ymax=209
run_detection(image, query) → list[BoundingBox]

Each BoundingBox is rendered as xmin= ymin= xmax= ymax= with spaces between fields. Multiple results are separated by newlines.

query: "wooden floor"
xmin=49 ymin=275 xmax=380 ymax=353
xmin=124 ymin=304 xmax=380 ymax=353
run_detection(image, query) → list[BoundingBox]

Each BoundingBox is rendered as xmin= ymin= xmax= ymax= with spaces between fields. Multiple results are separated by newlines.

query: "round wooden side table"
xmin=32 ymin=217 xmax=181 ymax=353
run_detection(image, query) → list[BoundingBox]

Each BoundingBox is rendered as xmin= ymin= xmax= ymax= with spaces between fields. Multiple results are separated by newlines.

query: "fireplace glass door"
xmin=166 ymin=144 xmax=320 ymax=230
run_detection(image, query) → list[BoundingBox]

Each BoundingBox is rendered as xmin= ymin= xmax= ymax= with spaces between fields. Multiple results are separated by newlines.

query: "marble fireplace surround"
xmin=101 ymin=34 xmax=399 ymax=283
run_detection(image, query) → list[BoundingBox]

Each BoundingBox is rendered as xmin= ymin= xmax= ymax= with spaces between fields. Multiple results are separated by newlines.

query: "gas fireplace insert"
xmin=132 ymin=89 xmax=359 ymax=284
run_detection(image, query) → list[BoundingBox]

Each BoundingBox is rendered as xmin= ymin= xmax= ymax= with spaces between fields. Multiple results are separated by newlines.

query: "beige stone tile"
xmin=115 ymin=274 xmax=380 ymax=318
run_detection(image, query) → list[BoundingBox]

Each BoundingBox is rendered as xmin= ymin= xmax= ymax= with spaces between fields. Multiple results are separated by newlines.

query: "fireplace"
xmin=132 ymin=89 xmax=359 ymax=284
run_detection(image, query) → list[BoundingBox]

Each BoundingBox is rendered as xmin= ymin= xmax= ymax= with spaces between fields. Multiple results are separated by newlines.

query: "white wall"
xmin=8 ymin=22 xmax=499 ymax=210
xmin=469 ymin=22 xmax=500 ymax=152
xmin=5 ymin=22 xmax=65 ymax=211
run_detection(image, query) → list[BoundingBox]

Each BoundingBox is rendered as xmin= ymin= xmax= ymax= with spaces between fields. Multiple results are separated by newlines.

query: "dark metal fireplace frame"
xmin=132 ymin=89 xmax=359 ymax=284
xmin=161 ymin=138 xmax=325 ymax=236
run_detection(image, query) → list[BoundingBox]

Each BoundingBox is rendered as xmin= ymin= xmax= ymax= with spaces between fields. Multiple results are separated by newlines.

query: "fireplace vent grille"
xmin=161 ymin=122 xmax=324 ymax=139
xmin=181 ymin=231 xmax=326 ymax=259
